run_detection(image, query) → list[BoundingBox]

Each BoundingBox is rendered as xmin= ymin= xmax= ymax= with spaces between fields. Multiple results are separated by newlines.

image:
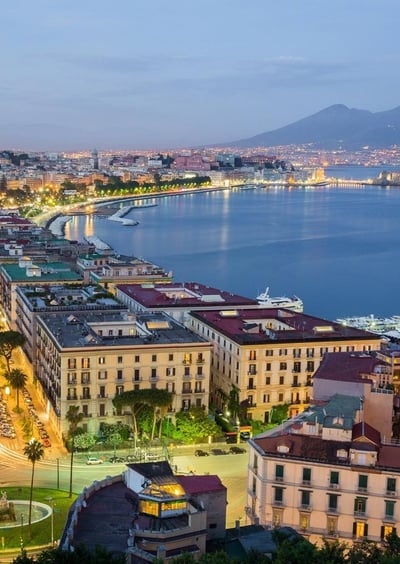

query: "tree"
xmin=23 ymin=438 xmax=44 ymax=538
xmin=73 ymin=432 xmax=96 ymax=451
xmin=6 ymin=368 xmax=27 ymax=409
xmin=174 ymin=406 xmax=220 ymax=444
xmin=0 ymin=330 xmax=26 ymax=374
xmin=107 ymin=431 xmax=122 ymax=457
xmin=113 ymin=389 xmax=172 ymax=450
xmin=66 ymin=406 xmax=84 ymax=498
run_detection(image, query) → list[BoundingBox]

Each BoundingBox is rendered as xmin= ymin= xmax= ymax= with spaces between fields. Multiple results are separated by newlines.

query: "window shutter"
xmin=381 ymin=525 xmax=385 ymax=540
xmin=352 ymin=522 xmax=357 ymax=536
xmin=364 ymin=523 xmax=368 ymax=537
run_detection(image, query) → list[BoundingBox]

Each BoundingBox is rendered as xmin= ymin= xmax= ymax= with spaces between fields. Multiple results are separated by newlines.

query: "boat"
xmin=256 ymin=287 xmax=303 ymax=312
xmin=336 ymin=314 xmax=400 ymax=335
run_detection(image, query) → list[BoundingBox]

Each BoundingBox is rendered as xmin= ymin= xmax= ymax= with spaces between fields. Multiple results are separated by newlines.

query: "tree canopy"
xmin=0 ymin=330 xmax=26 ymax=373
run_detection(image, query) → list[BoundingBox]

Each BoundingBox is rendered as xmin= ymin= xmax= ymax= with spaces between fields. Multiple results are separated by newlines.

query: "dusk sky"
xmin=2 ymin=0 xmax=399 ymax=151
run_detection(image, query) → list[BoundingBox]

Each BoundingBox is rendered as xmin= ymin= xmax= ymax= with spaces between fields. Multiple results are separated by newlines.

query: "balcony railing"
xmin=80 ymin=394 xmax=91 ymax=400
xmin=97 ymin=393 xmax=108 ymax=399
xmin=247 ymin=385 xmax=256 ymax=390
xmin=66 ymin=396 xmax=78 ymax=401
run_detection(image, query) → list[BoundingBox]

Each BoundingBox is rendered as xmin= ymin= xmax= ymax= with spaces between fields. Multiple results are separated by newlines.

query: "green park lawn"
xmin=0 ymin=487 xmax=76 ymax=551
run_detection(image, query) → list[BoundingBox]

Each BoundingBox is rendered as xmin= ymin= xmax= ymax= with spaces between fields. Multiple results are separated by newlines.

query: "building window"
xmin=381 ymin=525 xmax=396 ymax=540
xmin=99 ymin=386 xmax=106 ymax=398
xmin=98 ymin=370 xmax=107 ymax=380
xmin=81 ymin=358 xmax=90 ymax=369
xmin=279 ymin=349 xmax=287 ymax=356
xmin=358 ymin=474 xmax=368 ymax=492
xmin=293 ymin=361 xmax=301 ymax=373
xmin=330 ymin=471 xmax=339 ymax=487
xmin=302 ymin=468 xmax=311 ymax=485
xmin=151 ymin=368 xmax=157 ymax=379
xmin=183 ymin=353 xmax=192 ymax=365
xmin=273 ymin=487 xmax=284 ymax=505
xmin=117 ymin=356 xmax=123 ymax=364
xmin=249 ymin=350 xmax=257 ymax=361
xmin=81 ymin=372 xmax=90 ymax=384
xmin=135 ymin=355 xmax=140 ymax=363
xmin=134 ymin=369 xmax=140 ymax=381
xmin=306 ymin=348 xmax=314 ymax=358
xmin=385 ymin=500 xmax=395 ymax=518
xmin=67 ymin=372 xmax=77 ymax=385
xmin=248 ymin=364 xmax=256 ymax=375
xmin=279 ymin=362 xmax=287 ymax=370
xmin=353 ymin=521 xmax=368 ymax=539
xmin=182 ymin=382 xmax=191 ymax=393
xmin=116 ymin=385 xmax=124 ymax=395
xmin=306 ymin=361 xmax=314 ymax=372
xmin=293 ymin=348 xmax=301 ymax=358
xmin=152 ymin=354 xmax=157 ymax=362
xmin=99 ymin=404 xmax=105 ymax=417
xmin=387 ymin=478 xmax=396 ymax=495
xmin=275 ymin=464 xmax=284 ymax=482
xmin=266 ymin=363 xmax=271 ymax=371
xmin=354 ymin=497 xmax=367 ymax=516
xmin=279 ymin=376 xmax=284 ymax=385
xmin=67 ymin=359 xmax=77 ymax=369
xmin=166 ymin=367 xmax=176 ymax=377
xmin=328 ymin=494 xmax=338 ymax=512
xmin=197 ymin=366 xmax=203 ymax=376
xmin=327 ymin=516 xmax=338 ymax=536
xmin=117 ymin=369 xmax=123 ymax=380
xmin=300 ymin=490 xmax=311 ymax=508
xmin=265 ymin=376 xmax=271 ymax=385
xmin=272 ymin=508 xmax=283 ymax=526
xmin=278 ymin=393 xmax=284 ymax=402
xmin=265 ymin=350 xmax=273 ymax=357
xmin=263 ymin=394 xmax=270 ymax=403
xmin=299 ymin=513 xmax=309 ymax=531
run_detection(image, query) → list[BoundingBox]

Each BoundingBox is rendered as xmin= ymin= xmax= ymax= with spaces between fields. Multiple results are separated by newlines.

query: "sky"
xmin=1 ymin=0 xmax=400 ymax=151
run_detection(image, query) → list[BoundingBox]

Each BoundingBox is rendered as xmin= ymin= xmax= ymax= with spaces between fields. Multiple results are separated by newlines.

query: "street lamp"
xmin=4 ymin=387 xmax=10 ymax=402
xmin=45 ymin=497 xmax=54 ymax=546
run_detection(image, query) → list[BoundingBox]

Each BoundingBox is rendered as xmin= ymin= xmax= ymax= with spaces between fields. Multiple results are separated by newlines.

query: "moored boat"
xmin=257 ymin=287 xmax=303 ymax=312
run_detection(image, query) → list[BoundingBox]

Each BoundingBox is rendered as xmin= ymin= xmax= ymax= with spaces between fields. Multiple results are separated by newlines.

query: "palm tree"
xmin=66 ymin=406 xmax=83 ymax=498
xmin=6 ymin=368 xmax=27 ymax=410
xmin=23 ymin=438 xmax=44 ymax=538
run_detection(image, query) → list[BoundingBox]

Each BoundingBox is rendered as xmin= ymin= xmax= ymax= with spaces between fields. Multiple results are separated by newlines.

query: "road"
xmin=0 ymin=442 xmax=249 ymax=529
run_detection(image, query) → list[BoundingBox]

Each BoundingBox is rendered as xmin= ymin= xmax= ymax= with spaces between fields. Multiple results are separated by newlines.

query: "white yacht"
xmin=257 ymin=287 xmax=304 ymax=312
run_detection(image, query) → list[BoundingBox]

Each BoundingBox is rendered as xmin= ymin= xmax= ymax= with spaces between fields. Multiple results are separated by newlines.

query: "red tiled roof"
xmin=352 ymin=421 xmax=381 ymax=446
xmin=176 ymin=474 xmax=227 ymax=495
xmin=313 ymin=352 xmax=383 ymax=383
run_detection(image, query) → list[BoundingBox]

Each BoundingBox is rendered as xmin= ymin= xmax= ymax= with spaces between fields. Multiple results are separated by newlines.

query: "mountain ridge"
xmin=228 ymin=105 xmax=400 ymax=149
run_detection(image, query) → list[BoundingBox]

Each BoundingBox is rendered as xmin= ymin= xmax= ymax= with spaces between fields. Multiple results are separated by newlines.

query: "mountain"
xmin=230 ymin=104 xmax=400 ymax=149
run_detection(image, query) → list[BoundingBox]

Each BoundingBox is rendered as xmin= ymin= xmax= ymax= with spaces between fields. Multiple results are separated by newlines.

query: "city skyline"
xmin=1 ymin=0 xmax=399 ymax=151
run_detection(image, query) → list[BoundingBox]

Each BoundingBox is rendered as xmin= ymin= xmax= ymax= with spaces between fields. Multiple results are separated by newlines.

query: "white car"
xmin=86 ymin=457 xmax=103 ymax=465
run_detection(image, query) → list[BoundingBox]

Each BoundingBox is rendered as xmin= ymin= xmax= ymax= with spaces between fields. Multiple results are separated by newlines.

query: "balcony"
xmin=182 ymin=360 xmax=192 ymax=365
xmin=291 ymin=382 xmax=300 ymax=387
xmin=329 ymin=482 xmax=340 ymax=489
xmin=327 ymin=506 xmax=338 ymax=514
xmin=272 ymin=500 xmax=284 ymax=507
xmin=182 ymin=389 xmax=192 ymax=395
xmin=80 ymin=394 xmax=91 ymax=400
xmin=82 ymin=413 xmax=92 ymax=418
xmin=67 ymin=380 xmax=77 ymax=385
xmin=196 ymin=358 xmax=205 ymax=364
xmin=247 ymin=371 xmax=257 ymax=376
xmin=354 ymin=510 xmax=367 ymax=518
xmin=194 ymin=389 xmax=205 ymax=394
xmin=66 ymin=396 xmax=78 ymax=401
xmin=98 ymin=412 xmax=108 ymax=417
xmin=357 ymin=487 xmax=368 ymax=493
xmin=302 ymin=480 xmax=311 ymax=487
xmin=247 ymin=385 xmax=257 ymax=390
xmin=81 ymin=380 xmax=91 ymax=385
xmin=97 ymin=393 xmax=108 ymax=399
xmin=386 ymin=490 xmax=397 ymax=497
xmin=149 ymin=376 xmax=159 ymax=382
xmin=300 ymin=504 xmax=311 ymax=511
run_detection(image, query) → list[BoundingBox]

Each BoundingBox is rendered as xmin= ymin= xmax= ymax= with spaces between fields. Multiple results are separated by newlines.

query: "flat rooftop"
xmin=190 ymin=308 xmax=381 ymax=345
xmin=116 ymin=281 xmax=258 ymax=309
xmin=37 ymin=310 xmax=209 ymax=349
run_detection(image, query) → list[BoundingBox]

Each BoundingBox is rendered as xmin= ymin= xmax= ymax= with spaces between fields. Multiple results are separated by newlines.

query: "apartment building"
xmin=14 ymin=284 xmax=124 ymax=368
xmin=247 ymin=395 xmax=400 ymax=545
xmin=86 ymin=254 xmax=173 ymax=293
xmin=0 ymin=258 xmax=82 ymax=327
xmin=35 ymin=310 xmax=211 ymax=437
xmin=188 ymin=308 xmax=382 ymax=421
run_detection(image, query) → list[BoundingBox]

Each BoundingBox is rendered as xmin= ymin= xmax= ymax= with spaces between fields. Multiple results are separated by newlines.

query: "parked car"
xmin=86 ymin=457 xmax=103 ymax=465
xmin=211 ymin=448 xmax=229 ymax=456
xmin=194 ymin=449 xmax=209 ymax=457
xmin=229 ymin=446 xmax=246 ymax=454
xmin=108 ymin=456 xmax=125 ymax=464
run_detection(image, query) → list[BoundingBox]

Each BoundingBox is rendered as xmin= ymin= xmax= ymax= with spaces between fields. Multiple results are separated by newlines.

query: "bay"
xmin=64 ymin=183 xmax=400 ymax=321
